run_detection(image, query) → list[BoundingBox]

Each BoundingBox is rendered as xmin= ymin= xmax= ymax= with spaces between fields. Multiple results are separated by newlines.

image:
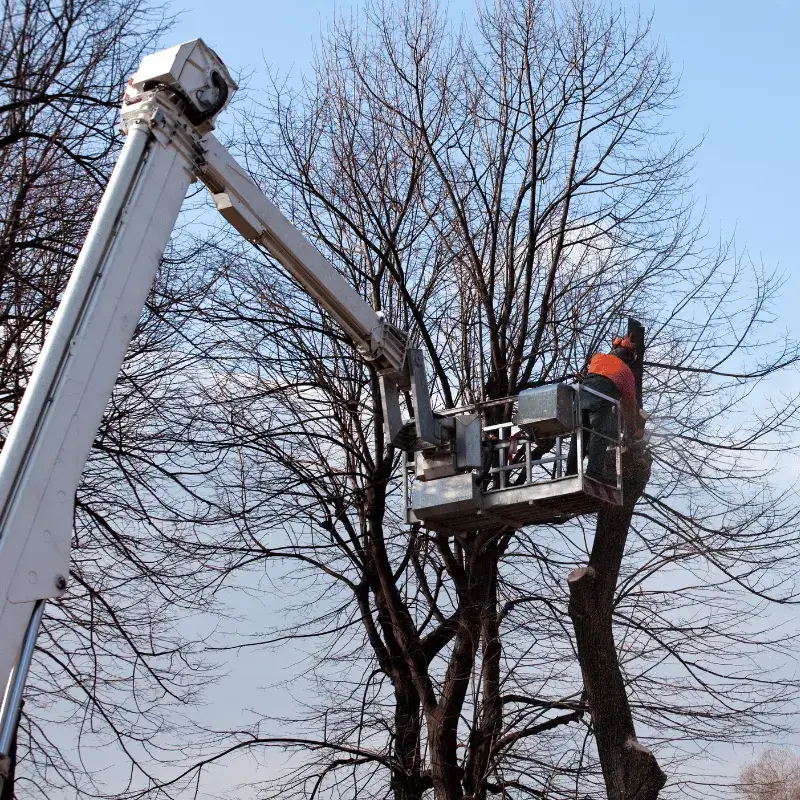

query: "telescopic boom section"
xmin=197 ymin=136 xmax=408 ymax=384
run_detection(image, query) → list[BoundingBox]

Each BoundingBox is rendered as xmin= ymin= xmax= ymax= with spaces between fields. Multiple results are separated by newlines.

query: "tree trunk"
xmin=427 ymin=538 xmax=499 ymax=800
xmin=568 ymin=446 xmax=666 ymax=800
xmin=568 ymin=318 xmax=664 ymax=799
xmin=463 ymin=567 xmax=503 ymax=799
xmin=392 ymin=677 xmax=426 ymax=800
xmin=428 ymin=714 xmax=464 ymax=800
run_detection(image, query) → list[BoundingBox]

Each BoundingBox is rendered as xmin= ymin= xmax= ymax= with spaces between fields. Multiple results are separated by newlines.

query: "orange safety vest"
xmin=587 ymin=353 xmax=637 ymax=427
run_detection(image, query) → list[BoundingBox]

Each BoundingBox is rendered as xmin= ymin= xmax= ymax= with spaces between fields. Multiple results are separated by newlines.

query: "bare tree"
xmin=124 ymin=2 xmax=800 ymax=799
xmin=739 ymin=750 xmax=800 ymax=800
xmin=5 ymin=1 xmax=800 ymax=799
xmin=0 ymin=2 xmax=243 ymax=798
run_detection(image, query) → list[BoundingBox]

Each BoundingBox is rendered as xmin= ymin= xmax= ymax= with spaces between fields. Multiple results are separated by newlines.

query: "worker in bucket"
xmin=565 ymin=334 xmax=640 ymax=482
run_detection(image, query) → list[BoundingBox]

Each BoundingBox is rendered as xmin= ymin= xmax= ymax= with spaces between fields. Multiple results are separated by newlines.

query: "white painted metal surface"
xmin=132 ymin=40 xmax=232 ymax=96
xmin=128 ymin=39 xmax=237 ymax=134
xmin=0 ymin=121 xmax=196 ymax=735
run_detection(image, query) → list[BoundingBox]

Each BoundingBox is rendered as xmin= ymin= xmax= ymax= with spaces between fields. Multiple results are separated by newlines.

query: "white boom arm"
xmin=0 ymin=39 xmax=417 ymax=783
xmin=198 ymin=135 xmax=407 ymax=380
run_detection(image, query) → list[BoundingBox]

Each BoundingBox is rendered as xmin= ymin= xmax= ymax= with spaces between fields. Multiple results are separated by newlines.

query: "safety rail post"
xmin=498 ymin=425 xmax=507 ymax=490
xmin=555 ymin=435 xmax=563 ymax=478
xmin=576 ymin=386 xmax=584 ymax=479
xmin=402 ymin=454 xmax=410 ymax=526
xmin=525 ymin=439 xmax=533 ymax=484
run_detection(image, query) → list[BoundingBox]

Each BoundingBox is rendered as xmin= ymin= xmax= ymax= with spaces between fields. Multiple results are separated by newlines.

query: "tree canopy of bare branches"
xmin=4 ymin=1 xmax=800 ymax=799
xmin=739 ymin=750 xmax=800 ymax=800
xmin=132 ymin=1 xmax=799 ymax=799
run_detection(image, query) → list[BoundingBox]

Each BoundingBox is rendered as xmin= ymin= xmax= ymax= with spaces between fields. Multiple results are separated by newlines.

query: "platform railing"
xmin=403 ymin=384 xmax=624 ymax=522
xmin=480 ymin=419 xmax=567 ymax=492
xmin=482 ymin=384 xmax=622 ymax=493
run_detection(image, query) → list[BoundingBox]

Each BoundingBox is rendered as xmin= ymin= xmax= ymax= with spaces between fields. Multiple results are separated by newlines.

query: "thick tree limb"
xmin=568 ymin=446 xmax=666 ymax=800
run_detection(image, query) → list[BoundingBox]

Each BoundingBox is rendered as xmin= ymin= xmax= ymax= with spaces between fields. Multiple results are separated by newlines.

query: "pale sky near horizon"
xmin=147 ymin=1 xmax=800 ymax=795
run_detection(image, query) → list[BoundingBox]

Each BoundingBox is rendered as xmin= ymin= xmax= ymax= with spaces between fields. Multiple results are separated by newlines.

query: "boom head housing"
xmin=123 ymin=40 xmax=238 ymax=134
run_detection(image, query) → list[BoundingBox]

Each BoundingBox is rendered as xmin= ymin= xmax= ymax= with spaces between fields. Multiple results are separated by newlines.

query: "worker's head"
xmin=611 ymin=334 xmax=637 ymax=364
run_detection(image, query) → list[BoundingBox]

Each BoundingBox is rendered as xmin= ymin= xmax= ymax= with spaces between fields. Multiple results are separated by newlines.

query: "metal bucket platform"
xmin=407 ymin=474 xmax=621 ymax=534
xmin=403 ymin=387 xmax=624 ymax=534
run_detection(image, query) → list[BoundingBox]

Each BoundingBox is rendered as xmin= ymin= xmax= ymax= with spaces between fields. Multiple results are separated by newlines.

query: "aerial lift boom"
xmin=0 ymin=39 xmax=428 ymax=785
xmin=0 ymin=39 xmax=624 ymax=789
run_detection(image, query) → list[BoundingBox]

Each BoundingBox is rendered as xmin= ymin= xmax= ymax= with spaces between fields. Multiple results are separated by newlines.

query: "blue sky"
xmin=170 ymin=0 xmax=800 ymax=331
